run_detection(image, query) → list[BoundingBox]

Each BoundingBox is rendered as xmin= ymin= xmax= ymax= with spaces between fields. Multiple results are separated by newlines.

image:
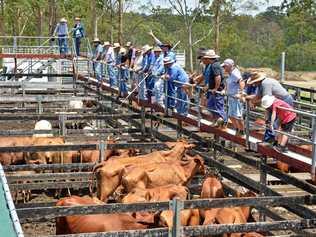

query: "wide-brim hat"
xmin=163 ymin=57 xmax=175 ymax=65
xmin=93 ymin=38 xmax=101 ymax=43
xmin=103 ymin=41 xmax=111 ymax=46
xmin=221 ymin=58 xmax=234 ymax=67
xmin=153 ymin=46 xmax=162 ymax=52
xmin=60 ymin=18 xmax=67 ymax=23
xmin=125 ymin=41 xmax=132 ymax=47
xmin=261 ymin=95 xmax=275 ymax=109
xmin=142 ymin=44 xmax=152 ymax=53
xmin=161 ymin=43 xmax=173 ymax=49
xmin=75 ymin=17 xmax=81 ymax=21
xmin=247 ymin=72 xmax=266 ymax=85
xmin=119 ymin=47 xmax=127 ymax=55
xmin=202 ymin=49 xmax=220 ymax=59
xmin=113 ymin=43 xmax=121 ymax=48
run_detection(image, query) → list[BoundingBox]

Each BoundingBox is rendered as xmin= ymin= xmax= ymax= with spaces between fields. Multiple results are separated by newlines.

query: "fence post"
xmin=37 ymin=100 xmax=43 ymax=115
xmin=311 ymin=116 xmax=316 ymax=183
xmin=164 ymin=80 xmax=168 ymax=115
xmin=280 ymin=52 xmax=285 ymax=83
xmin=99 ymin=139 xmax=105 ymax=162
xmin=169 ymin=198 xmax=183 ymax=237
xmin=59 ymin=114 xmax=66 ymax=137
xmin=259 ymin=155 xmax=267 ymax=222
xmin=245 ymin=101 xmax=250 ymax=149
xmin=197 ymin=87 xmax=201 ymax=130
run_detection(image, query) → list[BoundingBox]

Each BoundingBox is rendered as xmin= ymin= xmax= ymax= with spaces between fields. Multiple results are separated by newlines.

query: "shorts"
xmin=281 ymin=119 xmax=295 ymax=133
xmin=227 ymin=97 xmax=243 ymax=119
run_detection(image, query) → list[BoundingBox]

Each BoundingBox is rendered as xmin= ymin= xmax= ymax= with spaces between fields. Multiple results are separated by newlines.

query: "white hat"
xmin=247 ymin=72 xmax=266 ymax=85
xmin=125 ymin=41 xmax=132 ymax=47
xmin=113 ymin=43 xmax=121 ymax=48
xmin=60 ymin=18 xmax=67 ymax=23
xmin=142 ymin=44 xmax=152 ymax=53
xmin=202 ymin=49 xmax=220 ymax=59
xmin=221 ymin=58 xmax=234 ymax=67
xmin=93 ymin=38 xmax=101 ymax=43
xmin=119 ymin=47 xmax=127 ymax=55
xmin=163 ymin=57 xmax=175 ymax=65
xmin=103 ymin=41 xmax=111 ymax=46
xmin=153 ymin=46 xmax=162 ymax=52
xmin=261 ymin=95 xmax=275 ymax=109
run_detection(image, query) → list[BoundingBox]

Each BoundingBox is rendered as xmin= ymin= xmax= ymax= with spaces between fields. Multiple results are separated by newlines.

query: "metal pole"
xmin=164 ymin=80 xmax=168 ymax=115
xmin=197 ymin=87 xmax=201 ymax=129
xmin=170 ymin=198 xmax=183 ymax=237
xmin=259 ymin=155 xmax=267 ymax=222
xmin=141 ymin=107 xmax=145 ymax=136
xmin=99 ymin=140 xmax=105 ymax=162
xmin=37 ymin=100 xmax=43 ymax=115
xmin=311 ymin=117 xmax=316 ymax=182
xmin=59 ymin=115 xmax=66 ymax=137
xmin=280 ymin=52 xmax=285 ymax=83
xmin=245 ymin=101 xmax=250 ymax=149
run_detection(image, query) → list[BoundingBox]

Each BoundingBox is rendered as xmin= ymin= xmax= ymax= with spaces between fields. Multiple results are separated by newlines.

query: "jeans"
xmin=153 ymin=77 xmax=165 ymax=105
xmin=58 ymin=35 xmax=68 ymax=54
xmin=74 ymin=37 xmax=81 ymax=56
xmin=176 ymin=87 xmax=188 ymax=116
xmin=146 ymin=75 xmax=155 ymax=100
xmin=138 ymin=73 xmax=146 ymax=100
xmin=207 ymin=93 xmax=227 ymax=122
xmin=107 ymin=64 xmax=117 ymax=87
xmin=94 ymin=62 xmax=102 ymax=81
xmin=119 ymin=68 xmax=129 ymax=95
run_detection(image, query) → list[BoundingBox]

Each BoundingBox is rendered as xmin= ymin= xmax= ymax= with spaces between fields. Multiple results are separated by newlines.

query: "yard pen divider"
xmin=0 ymin=95 xmax=96 ymax=103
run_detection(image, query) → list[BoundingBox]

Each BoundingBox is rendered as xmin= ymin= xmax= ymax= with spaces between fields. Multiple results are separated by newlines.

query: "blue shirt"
xmin=164 ymin=50 xmax=176 ymax=62
xmin=141 ymin=54 xmax=147 ymax=70
xmin=166 ymin=63 xmax=189 ymax=93
xmin=72 ymin=23 xmax=85 ymax=38
xmin=152 ymin=55 xmax=164 ymax=76
xmin=143 ymin=51 xmax=155 ymax=73
xmin=93 ymin=44 xmax=103 ymax=60
xmin=203 ymin=64 xmax=211 ymax=86
xmin=226 ymin=68 xmax=242 ymax=96
xmin=54 ymin=22 xmax=68 ymax=36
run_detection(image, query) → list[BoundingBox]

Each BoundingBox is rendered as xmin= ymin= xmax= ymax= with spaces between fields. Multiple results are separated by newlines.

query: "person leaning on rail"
xmin=117 ymin=47 xmax=129 ymax=98
xmin=92 ymin=38 xmax=103 ymax=84
xmin=222 ymin=59 xmax=245 ymax=136
xmin=151 ymin=47 xmax=165 ymax=106
xmin=102 ymin=41 xmax=117 ymax=87
xmin=161 ymin=57 xmax=189 ymax=116
xmin=261 ymin=95 xmax=297 ymax=153
xmin=71 ymin=17 xmax=85 ymax=56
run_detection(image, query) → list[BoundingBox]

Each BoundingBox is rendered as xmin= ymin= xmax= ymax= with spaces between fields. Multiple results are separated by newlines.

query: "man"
xmin=193 ymin=50 xmax=226 ymax=127
xmin=151 ymin=47 xmax=165 ymax=105
xmin=117 ymin=47 xmax=129 ymax=97
xmin=71 ymin=17 xmax=85 ymax=56
xmin=246 ymin=72 xmax=294 ymax=143
xmin=162 ymin=57 xmax=189 ymax=116
xmin=102 ymin=41 xmax=116 ymax=87
xmin=92 ymin=38 xmax=103 ymax=83
xmin=113 ymin=43 xmax=121 ymax=87
xmin=135 ymin=46 xmax=150 ymax=100
xmin=149 ymin=30 xmax=176 ymax=61
xmin=222 ymin=59 xmax=245 ymax=135
xmin=141 ymin=45 xmax=155 ymax=101
xmin=53 ymin=18 xmax=69 ymax=55
xmin=132 ymin=49 xmax=143 ymax=92
xmin=126 ymin=42 xmax=136 ymax=68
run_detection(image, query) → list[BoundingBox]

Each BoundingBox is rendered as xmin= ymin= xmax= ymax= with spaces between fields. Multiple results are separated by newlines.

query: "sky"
xmin=133 ymin=0 xmax=284 ymax=15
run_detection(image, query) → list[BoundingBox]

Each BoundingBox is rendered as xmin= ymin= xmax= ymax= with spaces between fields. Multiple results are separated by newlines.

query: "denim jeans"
xmin=58 ymin=35 xmax=68 ymax=54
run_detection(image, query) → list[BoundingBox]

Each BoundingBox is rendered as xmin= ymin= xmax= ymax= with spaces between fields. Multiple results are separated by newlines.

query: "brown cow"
xmin=56 ymin=196 xmax=147 ymax=234
xmin=242 ymin=233 xmax=264 ymax=237
xmin=122 ymin=185 xmax=189 ymax=224
xmin=95 ymin=140 xmax=195 ymax=201
xmin=121 ymin=154 xmax=205 ymax=193
xmin=159 ymin=209 xmax=200 ymax=228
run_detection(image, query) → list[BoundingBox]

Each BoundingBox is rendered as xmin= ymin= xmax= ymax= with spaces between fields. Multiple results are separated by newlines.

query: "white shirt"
xmin=104 ymin=47 xmax=115 ymax=64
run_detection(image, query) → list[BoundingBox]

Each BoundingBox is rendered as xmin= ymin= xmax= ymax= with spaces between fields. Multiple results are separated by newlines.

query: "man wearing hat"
xmin=246 ymin=72 xmax=293 ymax=143
xmin=222 ymin=58 xmax=245 ymax=135
xmin=53 ymin=18 xmax=69 ymax=55
xmin=102 ymin=41 xmax=116 ymax=87
xmin=113 ymin=43 xmax=121 ymax=86
xmin=71 ymin=17 xmax=85 ymax=56
xmin=125 ymin=42 xmax=136 ymax=69
xmin=151 ymin=47 xmax=165 ymax=105
xmin=149 ymin=30 xmax=176 ymax=61
xmin=194 ymin=49 xmax=226 ymax=127
xmin=92 ymin=38 xmax=103 ymax=83
xmin=162 ymin=57 xmax=189 ymax=116
xmin=141 ymin=45 xmax=155 ymax=101
xmin=117 ymin=47 xmax=129 ymax=97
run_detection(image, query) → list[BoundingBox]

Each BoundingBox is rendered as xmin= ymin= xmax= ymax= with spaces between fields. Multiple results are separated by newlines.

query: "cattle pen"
xmin=0 ymin=36 xmax=315 ymax=237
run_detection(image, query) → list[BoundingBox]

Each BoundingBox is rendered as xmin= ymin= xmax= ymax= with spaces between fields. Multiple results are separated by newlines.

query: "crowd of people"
xmin=53 ymin=17 xmax=297 ymax=154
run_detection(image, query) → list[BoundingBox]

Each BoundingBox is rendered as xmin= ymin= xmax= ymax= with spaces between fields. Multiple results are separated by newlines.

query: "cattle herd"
xmin=0 ymin=118 xmax=266 ymax=236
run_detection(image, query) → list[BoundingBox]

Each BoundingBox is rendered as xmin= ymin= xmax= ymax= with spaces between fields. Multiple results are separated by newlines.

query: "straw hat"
xmin=163 ymin=57 xmax=175 ymax=65
xmin=161 ymin=42 xmax=173 ymax=49
xmin=142 ymin=44 xmax=152 ymax=53
xmin=125 ymin=42 xmax=132 ymax=47
xmin=60 ymin=18 xmax=67 ymax=23
xmin=261 ymin=95 xmax=275 ymax=109
xmin=153 ymin=46 xmax=162 ymax=52
xmin=119 ymin=47 xmax=127 ymax=55
xmin=221 ymin=58 xmax=234 ymax=67
xmin=93 ymin=38 xmax=101 ymax=43
xmin=247 ymin=72 xmax=266 ymax=85
xmin=75 ymin=17 xmax=81 ymax=21
xmin=202 ymin=49 xmax=220 ymax=59
xmin=103 ymin=41 xmax=111 ymax=46
xmin=113 ymin=43 xmax=121 ymax=48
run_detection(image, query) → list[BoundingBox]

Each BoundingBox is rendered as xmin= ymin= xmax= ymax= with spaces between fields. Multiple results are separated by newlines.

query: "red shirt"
xmin=272 ymin=99 xmax=296 ymax=124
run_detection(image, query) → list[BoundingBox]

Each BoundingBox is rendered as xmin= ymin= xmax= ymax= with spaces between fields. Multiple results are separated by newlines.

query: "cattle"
xmin=94 ymin=140 xmax=195 ymax=201
xmin=56 ymin=196 xmax=147 ymax=234
xmin=159 ymin=209 xmax=200 ymax=228
xmin=9 ymin=170 xmax=35 ymax=203
xmin=242 ymin=233 xmax=264 ymax=237
xmin=121 ymin=154 xmax=205 ymax=193
xmin=33 ymin=120 xmax=53 ymax=137
xmin=122 ymin=185 xmax=189 ymax=225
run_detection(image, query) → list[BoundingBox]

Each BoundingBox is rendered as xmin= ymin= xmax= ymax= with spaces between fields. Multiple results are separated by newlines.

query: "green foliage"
xmin=0 ymin=0 xmax=314 ymax=71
